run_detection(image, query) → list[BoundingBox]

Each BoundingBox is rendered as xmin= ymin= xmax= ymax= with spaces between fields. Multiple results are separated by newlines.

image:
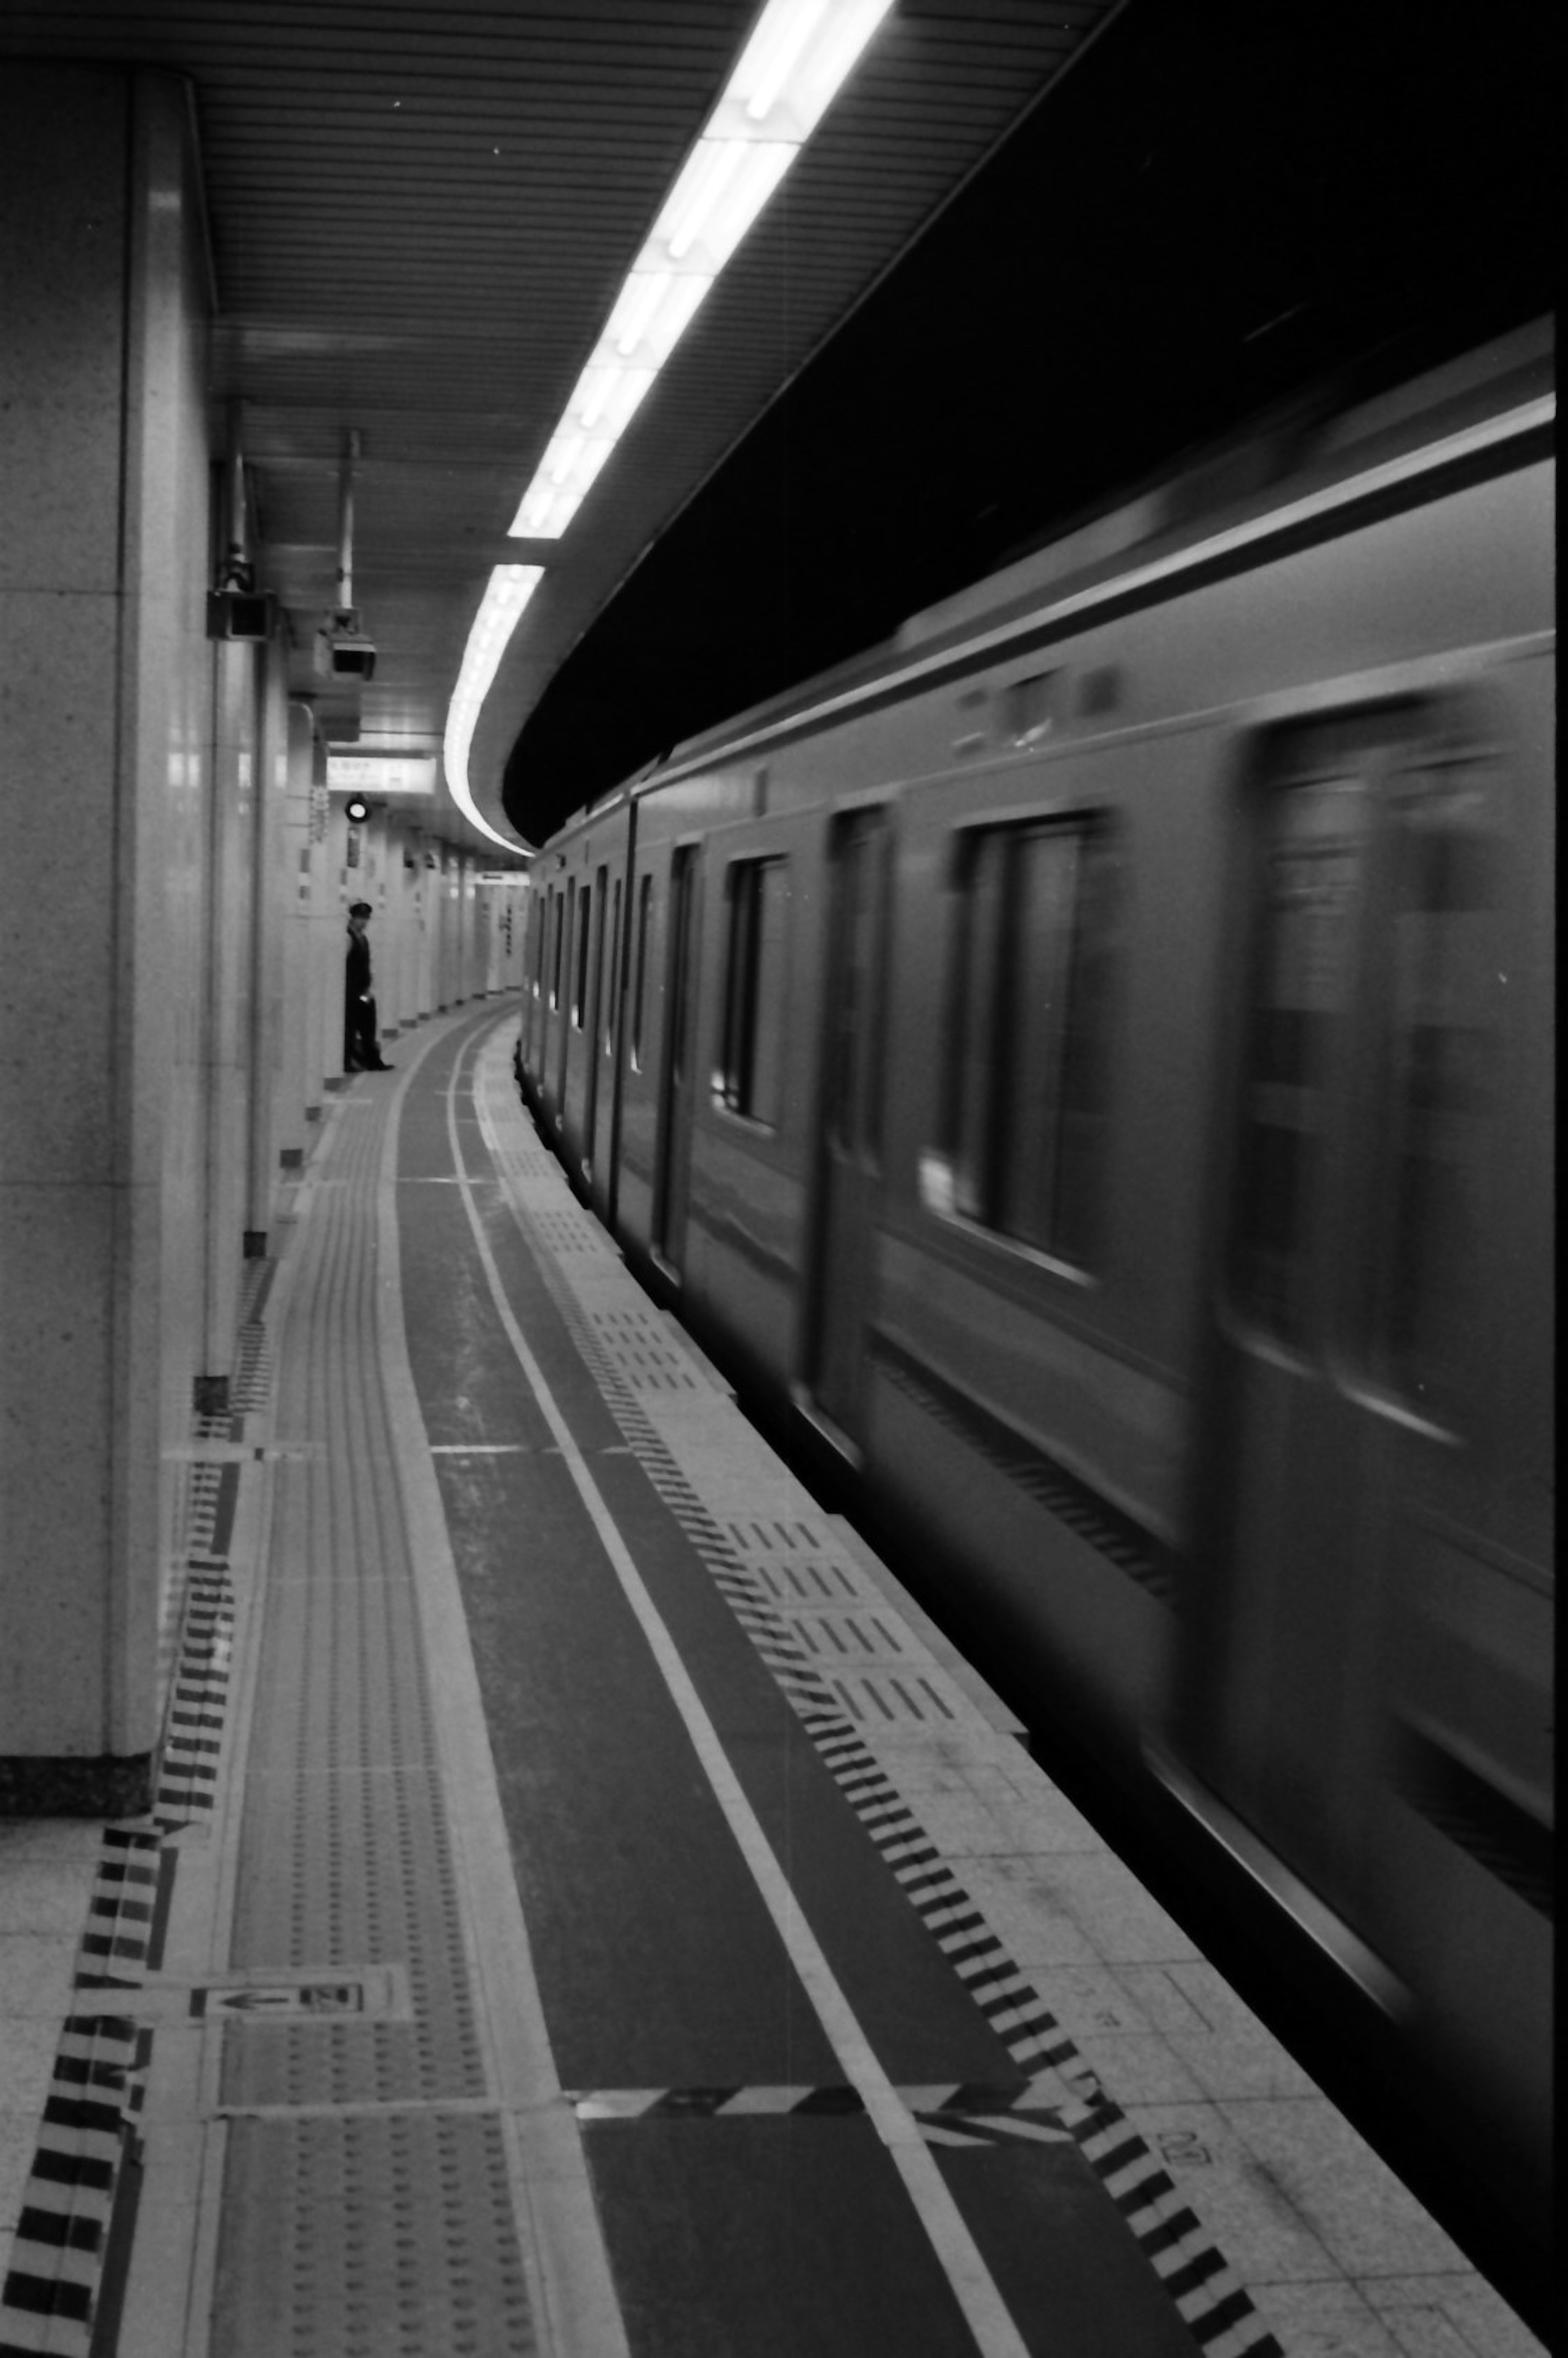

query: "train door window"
xmin=949 ymin=831 xmax=1008 ymax=1208
xmin=717 ymin=858 xmax=789 ymax=1127
xmin=943 ymin=813 xmax=1118 ymax=1267
xmin=572 ymin=883 xmax=592 ymax=1027
xmin=653 ymin=846 xmax=702 ymax=1267
xmin=665 ymin=853 xmax=697 ymax=1096
xmin=602 ymin=878 xmax=622 ymax=1056
xmin=1002 ymin=670 xmax=1058 ymax=748
xmin=549 ymin=890 xmax=565 ymax=1010
xmin=1234 ymin=772 xmax=1371 ymax=1344
xmin=1233 ymin=709 xmax=1496 ymax=1423
xmin=1370 ymin=773 xmax=1493 ymax=1406
xmin=563 ymin=883 xmax=577 ymax=1011
xmin=827 ymin=821 xmax=888 ymax=1166
xmin=631 ymin=871 xmax=653 ymax=1071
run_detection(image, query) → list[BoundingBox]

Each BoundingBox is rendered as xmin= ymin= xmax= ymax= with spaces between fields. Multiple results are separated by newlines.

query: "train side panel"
xmin=514 ymin=354 xmax=1553 ymax=2247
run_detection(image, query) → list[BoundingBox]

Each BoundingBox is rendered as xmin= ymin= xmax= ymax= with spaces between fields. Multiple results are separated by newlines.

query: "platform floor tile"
xmin=214 ymin=2112 xmax=538 ymax=2358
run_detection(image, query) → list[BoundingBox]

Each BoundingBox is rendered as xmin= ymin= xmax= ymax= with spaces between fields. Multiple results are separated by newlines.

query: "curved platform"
xmin=0 ymin=1000 xmax=1543 ymax=2358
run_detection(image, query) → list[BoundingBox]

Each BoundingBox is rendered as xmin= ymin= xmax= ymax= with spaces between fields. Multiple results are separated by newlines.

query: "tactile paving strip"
xmin=478 ymin=1036 xmax=1285 ymax=2358
xmin=212 ymin=2113 xmax=539 ymax=2358
xmin=585 ymin=1304 xmax=707 ymax=1394
xmin=189 ymin=1045 xmax=546 ymax=2358
xmin=222 ymin=1767 xmax=486 ymax=2109
xmin=221 ymin=1160 xmax=488 ymax=2113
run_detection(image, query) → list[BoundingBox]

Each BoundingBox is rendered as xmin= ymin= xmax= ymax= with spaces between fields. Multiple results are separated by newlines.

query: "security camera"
xmin=313 ymin=608 xmax=377 ymax=682
xmin=207 ymin=588 xmax=278 ymax=642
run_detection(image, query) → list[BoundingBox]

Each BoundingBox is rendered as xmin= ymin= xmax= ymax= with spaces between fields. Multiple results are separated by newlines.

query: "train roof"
xmin=893 ymin=315 xmax=1554 ymax=656
xmin=543 ymin=317 xmax=1552 ymax=840
xmin=659 ymin=320 xmax=1549 ymax=763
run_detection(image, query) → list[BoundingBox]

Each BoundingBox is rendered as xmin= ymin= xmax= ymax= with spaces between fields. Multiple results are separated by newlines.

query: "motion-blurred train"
xmin=515 ymin=320 xmax=1553 ymax=2253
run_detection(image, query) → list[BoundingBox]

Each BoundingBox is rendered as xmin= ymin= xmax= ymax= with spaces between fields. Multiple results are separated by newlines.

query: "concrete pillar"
xmin=275 ymin=702 xmax=318 ymax=1169
xmin=383 ymin=812 xmax=417 ymax=1043
xmin=431 ymin=845 xmax=451 ymax=1009
xmin=457 ymin=851 xmax=477 ymax=1003
xmin=0 ymin=67 xmax=214 ymax=1810
xmin=469 ymin=864 xmax=490 ymax=998
xmin=245 ymin=644 xmax=289 ymax=1239
xmin=305 ymin=743 xmax=339 ymax=1101
xmin=323 ymin=793 xmax=356 ymax=1088
xmin=414 ymin=836 xmax=436 ymax=1019
xmin=360 ymin=809 xmax=393 ymax=1050
xmin=200 ymin=635 xmax=258 ymax=1386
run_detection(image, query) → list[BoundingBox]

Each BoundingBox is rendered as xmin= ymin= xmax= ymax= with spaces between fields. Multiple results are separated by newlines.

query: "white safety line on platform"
xmin=473 ymin=1035 xmax=1296 ymax=2358
xmin=444 ymin=1026 xmax=1035 ymax=2358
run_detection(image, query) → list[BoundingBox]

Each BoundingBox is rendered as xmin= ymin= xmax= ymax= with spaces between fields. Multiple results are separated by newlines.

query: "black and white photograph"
xmin=0 ymin=5 xmax=1554 ymax=2353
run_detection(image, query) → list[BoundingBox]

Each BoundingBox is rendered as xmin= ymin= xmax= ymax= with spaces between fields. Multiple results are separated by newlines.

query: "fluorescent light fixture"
xmin=606 ymin=271 xmax=714 ymax=368
xmin=650 ymin=137 xmax=797 ymax=273
xmin=506 ymin=0 xmax=893 ymax=540
xmin=718 ymin=0 xmax=893 ymax=140
xmin=466 ymin=0 xmax=892 ymax=835
xmin=732 ymin=0 xmax=831 ymax=122
xmin=443 ymin=564 xmax=544 ymax=849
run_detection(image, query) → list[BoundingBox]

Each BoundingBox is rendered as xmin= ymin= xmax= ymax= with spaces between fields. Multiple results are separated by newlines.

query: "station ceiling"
xmin=1 ymin=2 xmax=1124 ymax=855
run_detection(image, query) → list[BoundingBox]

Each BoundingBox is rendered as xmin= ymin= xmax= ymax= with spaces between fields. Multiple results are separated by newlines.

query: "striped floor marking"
xmin=485 ymin=1054 xmax=1283 ymax=2358
xmin=569 ymin=2084 xmax=1081 ymax=2148
xmin=0 ymin=1334 xmax=267 ymax=2358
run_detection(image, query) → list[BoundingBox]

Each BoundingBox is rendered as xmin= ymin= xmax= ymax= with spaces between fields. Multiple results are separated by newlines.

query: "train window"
xmin=717 ymin=858 xmax=788 ymax=1127
xmin=1002 ymin=671 xmax=1058 ymax=747
xmin=572 ymin=884 xmax=591 ymax=1027
xmin=942 ymin=813 xmax=1118 ymax=1266
xmin=549 ymin=891 xmax=565 ymax=1010
xmin=1370 ymin=769 xmax=1494 ymax=1408
xmin=1234 ymin=772 xmax=1371 ymax=1343
xmin=530 ymin=894 xmax=546 ymax=998
xmin=631 ymin=872 xmax=653 ymax=1071
xmin=602 ymin=878 xmax=622 ymax=1056
xmin=1233 ymin=712 xmax=1495 ymax=1420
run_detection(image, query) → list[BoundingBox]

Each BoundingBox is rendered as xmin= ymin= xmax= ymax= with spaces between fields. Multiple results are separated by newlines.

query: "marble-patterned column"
xmin=0 ymin=69 xmax=217 ymax=1809
xmin=275 ymin=702 xmax=319 ymax=1168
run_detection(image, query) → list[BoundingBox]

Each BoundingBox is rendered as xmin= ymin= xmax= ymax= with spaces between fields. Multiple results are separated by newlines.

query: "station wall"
xmin=0 ymin=64 xmax=521 ymax=1811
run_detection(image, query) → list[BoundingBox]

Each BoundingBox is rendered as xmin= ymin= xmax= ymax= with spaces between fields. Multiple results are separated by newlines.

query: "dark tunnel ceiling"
xmin=502 ymin=0 xmax=1556 ymax=845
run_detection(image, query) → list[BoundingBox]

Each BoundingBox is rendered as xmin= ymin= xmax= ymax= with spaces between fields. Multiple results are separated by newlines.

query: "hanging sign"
xmin=326 ymin=755 xmax=438 ymax=796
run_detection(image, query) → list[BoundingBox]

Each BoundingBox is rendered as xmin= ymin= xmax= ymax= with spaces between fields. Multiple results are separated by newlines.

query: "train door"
xmin=652 ymin=845 xmax=701 ymax=1275
xmin=554 ymin=881 xmax=573 ymax=1114
xmin=591 ymin=871 xmax=621 ymax=1206
xmin=1183 ymin=705 xmax=1499 ymax=1915
xmin=581 ymin=867 xmax=606 ymax=1171
xmin=804 ymin=807 xmax=889 ymax=1451
xmin=528 ymin=886 xmax=548 ymax=1070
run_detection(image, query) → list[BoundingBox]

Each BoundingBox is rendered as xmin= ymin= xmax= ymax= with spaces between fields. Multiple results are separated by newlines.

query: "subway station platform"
xmin=0 ymin=999 xmax=1546 ymax=2358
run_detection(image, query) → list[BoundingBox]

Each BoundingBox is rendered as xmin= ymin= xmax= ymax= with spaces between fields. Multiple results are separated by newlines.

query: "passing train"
xmin=514 ymin=320 xmax=1554 ymax=2261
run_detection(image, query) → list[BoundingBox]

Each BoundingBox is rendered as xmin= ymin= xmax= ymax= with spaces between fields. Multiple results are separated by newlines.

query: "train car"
xmin=517 ymin=320 xmax=1554 ymax=2251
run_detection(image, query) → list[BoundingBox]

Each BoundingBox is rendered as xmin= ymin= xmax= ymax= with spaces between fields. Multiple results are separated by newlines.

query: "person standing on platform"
xmin=344 ymin=900 xmax=393 ymax=1072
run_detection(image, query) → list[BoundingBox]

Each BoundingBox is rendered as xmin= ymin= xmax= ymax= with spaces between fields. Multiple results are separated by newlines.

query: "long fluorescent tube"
xmin=507 ymin=0 xmax=894 ymax=539
xmin=455 ymin=0 xmax=893 ymax=840
xmin=443 ymin=564 xmax=545 ymax=848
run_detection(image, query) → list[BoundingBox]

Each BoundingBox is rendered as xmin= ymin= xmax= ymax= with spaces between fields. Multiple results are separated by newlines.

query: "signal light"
xmin=345 ymin=796 xmax=371 ymax=824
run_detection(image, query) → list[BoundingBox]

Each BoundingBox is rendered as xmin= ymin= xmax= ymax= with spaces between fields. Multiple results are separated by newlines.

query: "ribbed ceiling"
xmin=2 ymin=1 xmax=1122 ymax=850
